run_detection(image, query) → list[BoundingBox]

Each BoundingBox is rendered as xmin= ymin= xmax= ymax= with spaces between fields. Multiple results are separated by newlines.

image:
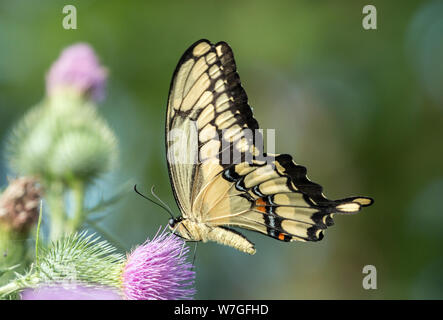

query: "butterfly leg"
xmin=192 ymin=241 xmax=198 ymax=266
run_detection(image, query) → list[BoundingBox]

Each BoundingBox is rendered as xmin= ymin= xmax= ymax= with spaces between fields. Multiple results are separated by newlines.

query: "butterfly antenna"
xmin=133 ymin=184 xmax=174 ymax=219
xmin=150 ymin=186 xmax=175 ymax=217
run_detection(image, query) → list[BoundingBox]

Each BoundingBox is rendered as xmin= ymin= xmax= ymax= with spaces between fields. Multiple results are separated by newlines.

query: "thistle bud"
xmin=0 ymin=177 xmax=41 ymax=233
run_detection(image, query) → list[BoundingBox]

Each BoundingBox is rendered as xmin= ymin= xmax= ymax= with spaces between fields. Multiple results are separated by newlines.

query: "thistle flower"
xmin=46 ymin=43 xmax=108 ymax=101
xmin=21 ymin=283 xmax=122 ymax=300
xmin=0 ymin=177 xmax=41 ymax=233
xmin=122 ymin=229 xmax=196 ymax=300
xmin=0 ymin=230 xmax=196 ymax=300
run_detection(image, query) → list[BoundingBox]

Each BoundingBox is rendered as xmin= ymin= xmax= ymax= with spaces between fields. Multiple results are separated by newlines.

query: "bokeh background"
xmin=1 ymin=0 xmax=442 ymax=299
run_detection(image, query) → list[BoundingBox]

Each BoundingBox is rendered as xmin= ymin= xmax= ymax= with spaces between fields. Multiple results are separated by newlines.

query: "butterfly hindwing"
xmin=204 ymin=154 xmax=373 ymax=243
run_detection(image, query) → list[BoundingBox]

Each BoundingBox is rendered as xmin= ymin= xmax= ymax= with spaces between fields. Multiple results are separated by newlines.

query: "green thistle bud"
xmin=6 ymin=97 xmax=117 ymax=185
xmin=6 ymin=105 xmax=53 ymax=178
xmin=46 ymin=99 xmax=118 ymax=183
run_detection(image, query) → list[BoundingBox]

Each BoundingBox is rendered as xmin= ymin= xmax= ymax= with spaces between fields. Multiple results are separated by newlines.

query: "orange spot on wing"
xmin=257 ymin=206 xmax=266 ymax=213
xmin=255 ymin=198 xmax=267 ymax=213
xmin=256 ymin=198 xmax=266 ymax=206
xmin=278 ymin=233 xmax=285 ymax=241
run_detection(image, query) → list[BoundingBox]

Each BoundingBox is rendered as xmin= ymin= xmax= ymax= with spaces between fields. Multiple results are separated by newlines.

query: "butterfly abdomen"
xmin=179 ymin=219 xmax=256 ymax=255
xmin=207 ymin=226 xmax=256 ymax=255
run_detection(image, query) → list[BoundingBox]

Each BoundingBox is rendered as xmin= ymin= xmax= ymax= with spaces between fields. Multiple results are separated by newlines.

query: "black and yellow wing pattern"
xmin=165 ymin=39 xmax=373 ymax=254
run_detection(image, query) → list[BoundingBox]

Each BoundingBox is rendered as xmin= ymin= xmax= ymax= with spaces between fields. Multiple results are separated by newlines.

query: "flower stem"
xmin=0 ymin=274 xmax=39 ymax=299
xmin=35 ymin=201 xmax=43 ymax=265
xmin=47 ymin=181 xmax=66 ymax=241
xmin=0 ymin=280 xmax=21 ymax=298
xmin=68 ymin=180 xmax=86 ymax=233
xmin=0 ymin=226 xmax=28 ymax=286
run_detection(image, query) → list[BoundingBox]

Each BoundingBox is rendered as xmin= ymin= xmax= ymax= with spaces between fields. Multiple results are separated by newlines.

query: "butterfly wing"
xmin=166 ymin=39 xmax=262 ymax=219
xmin=166 ymin=39 xmax=373 ymax=250
xmin=203 ymin=155 xmax=373 ymax=242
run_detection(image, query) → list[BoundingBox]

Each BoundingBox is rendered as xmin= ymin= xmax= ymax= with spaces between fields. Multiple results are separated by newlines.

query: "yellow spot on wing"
xmin=193 ymin=42 xmax=211 ymax=56
xmin=181 ymin=73 xmax=210 ymax=111
xmin=352 ymin=197 xmax=373 ymax=206
xmin=199 ymin=124 xmax=216 ymax=142
xmin=336 ymin=202 xmax=360 ymax=212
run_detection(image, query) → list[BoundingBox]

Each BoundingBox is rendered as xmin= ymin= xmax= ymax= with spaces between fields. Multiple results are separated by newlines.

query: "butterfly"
xmin=165 ymin=39 xmax=373 ymax=254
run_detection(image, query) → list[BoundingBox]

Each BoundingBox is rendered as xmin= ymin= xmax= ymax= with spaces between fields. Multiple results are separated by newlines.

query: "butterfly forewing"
xmin=166 ymin=39 xmax=262 ymax=217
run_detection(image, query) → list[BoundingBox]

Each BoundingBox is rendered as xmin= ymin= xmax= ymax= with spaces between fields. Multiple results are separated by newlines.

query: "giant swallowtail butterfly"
xmin=165 ymin=39 xmax=373 ymax=254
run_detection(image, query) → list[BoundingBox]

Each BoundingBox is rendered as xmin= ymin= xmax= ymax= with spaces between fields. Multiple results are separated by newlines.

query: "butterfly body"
xmin=170 ymin=218 xmax=256 ymax=254
xmin=165 ymin=39 xmax=373 ymax=254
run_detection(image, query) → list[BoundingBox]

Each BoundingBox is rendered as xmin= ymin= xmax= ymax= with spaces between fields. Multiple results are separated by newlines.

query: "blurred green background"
xmin=1 ymin=0 xmax=442 ymax=299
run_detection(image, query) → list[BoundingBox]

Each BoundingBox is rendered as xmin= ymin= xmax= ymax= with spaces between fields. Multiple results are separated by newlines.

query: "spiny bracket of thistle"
xmin=0 ymin=232 xmax=124 ymax=299
xmin=36 ymin=232 xmax=125 ymax=287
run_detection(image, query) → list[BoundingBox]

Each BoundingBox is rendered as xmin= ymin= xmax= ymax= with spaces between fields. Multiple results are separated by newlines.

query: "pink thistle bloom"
xmin=122 ymin=229 xmax=196 ymax=300
xmin=21 ymin=283 xmax=122 ymax=300
xmin=46 ymin=43 xmax=108 ymax=101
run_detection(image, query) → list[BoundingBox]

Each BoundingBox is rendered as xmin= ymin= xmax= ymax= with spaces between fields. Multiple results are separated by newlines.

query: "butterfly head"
xmin=168 ymin=217 xmax=180 ymax=229
xmin=168 ymin=216 xmax=193 ymax=240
